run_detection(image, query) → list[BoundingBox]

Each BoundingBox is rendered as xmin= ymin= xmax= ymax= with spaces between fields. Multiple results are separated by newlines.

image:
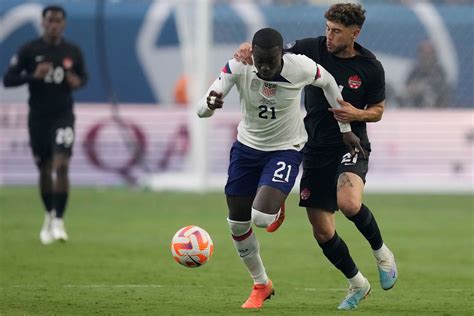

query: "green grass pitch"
xmin=1 ymin=187 xmax=472 ymax=315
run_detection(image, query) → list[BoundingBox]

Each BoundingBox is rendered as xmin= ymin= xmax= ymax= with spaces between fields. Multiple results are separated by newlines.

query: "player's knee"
xmin=313 ymin=226 xmax=334 ymax=243
xmin=337 ymin=198 xmax=361 ymax=217
xmin=227 ymin=218 xmax=251 ymax=237
xmin=39 ymin=165 xmax=52 ymax=176
xmin=309 ymin=218 xmax=335 ymax=243
xmin=37 ymin=158 xmax=52 ymax=173
xmin=251 ymin=207 xmax=277 ymax=228
xmin=55 ymin=163 xmax=69 ymax=177
xmin=54 ymin=157 xmax=70 ymax=176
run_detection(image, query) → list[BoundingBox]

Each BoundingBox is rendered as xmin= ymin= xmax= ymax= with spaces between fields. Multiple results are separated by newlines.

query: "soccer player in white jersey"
xmin=197 ymin=28 xmax=364 ymax=309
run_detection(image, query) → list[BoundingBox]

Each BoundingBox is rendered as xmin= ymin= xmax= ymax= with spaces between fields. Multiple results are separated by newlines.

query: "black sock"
xmin=318 ymin=232 xmax=358 ymax=279
xmin=40 ymin=192 xmax=54 ymax=213
xmin=54 ymin=192 xmax=68 ymax=218
xmin=348 ymin=204 xmax=383 ymax=250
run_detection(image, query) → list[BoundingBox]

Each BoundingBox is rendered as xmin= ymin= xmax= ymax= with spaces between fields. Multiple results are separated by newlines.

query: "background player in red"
xmin=234 ymin=3 xmax=398 ymax=310
xmin=3 ymin=5 xmax=88 ymax=244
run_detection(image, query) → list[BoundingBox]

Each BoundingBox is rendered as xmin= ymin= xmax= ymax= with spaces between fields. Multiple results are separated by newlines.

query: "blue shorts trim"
xmin=225 ymin=141 xmax=303 ymax=196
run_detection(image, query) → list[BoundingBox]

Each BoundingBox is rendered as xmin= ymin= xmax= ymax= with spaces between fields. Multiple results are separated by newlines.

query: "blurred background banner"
xmin=0 ymin=0 xmax=473 ymax=192
xmin=1 ymin=105 xmax=472 ymax=192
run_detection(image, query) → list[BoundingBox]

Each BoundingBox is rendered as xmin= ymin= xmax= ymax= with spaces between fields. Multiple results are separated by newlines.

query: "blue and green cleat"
xmin=377 ymin=251 xmax=398 ymax=290
xmin=337 ymin=278 xmax=371 ymax=310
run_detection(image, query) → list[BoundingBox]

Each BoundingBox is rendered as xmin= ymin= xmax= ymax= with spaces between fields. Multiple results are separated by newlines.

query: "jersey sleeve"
xmin=72 ymin=46 xmax=88 ymax=88
xmin=2 ymin=44 xmax=35 ymax=87
xmin=197 ymin=59 xmax=239 ymax=118
xmin=366 ymin=60 xmax=385 ymax=105
xmin=310 ymin=64 xmax=352 ymax=133
xmin=283 ymin=54 xmax=318 ymax=86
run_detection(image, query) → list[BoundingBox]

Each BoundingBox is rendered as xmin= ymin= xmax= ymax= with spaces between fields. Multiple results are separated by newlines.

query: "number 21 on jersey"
xmin=258 ymin=105 xmax=276 ymax=119
xmin=272 ymin=161 xmax=291 ymax=183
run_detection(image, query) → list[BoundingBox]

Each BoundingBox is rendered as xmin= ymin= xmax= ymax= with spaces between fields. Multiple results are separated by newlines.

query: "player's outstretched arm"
xmin=65 ymin=72 xmax=82 ymax=89
xmin=329 ymin=99 xmax=384 ymax=124
xmin=311 ymin=64 xmax=351 ymax=132
xmin=3 ymin=48 xmax=39 ymax=87
xmin=197 ymin=88 xmax=224 ymax=118
xmin=360 ymin=101 xmax=384 ymax=122
xmin=66 ymin=48 xmax=88 ymax=89
xmin=197 ymin=62 xmax=236 ymax=118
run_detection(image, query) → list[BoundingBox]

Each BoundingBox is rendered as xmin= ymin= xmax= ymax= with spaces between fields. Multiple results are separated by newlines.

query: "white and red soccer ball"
xmin=171 ymin=225 xmax=214 ymax=268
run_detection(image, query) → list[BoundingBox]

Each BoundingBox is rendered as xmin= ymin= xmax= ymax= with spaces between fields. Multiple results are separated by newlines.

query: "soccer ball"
xmin=171 ymin=225 xmax=214 ymax=268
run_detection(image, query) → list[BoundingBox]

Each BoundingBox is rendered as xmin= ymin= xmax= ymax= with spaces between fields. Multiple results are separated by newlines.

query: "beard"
xmin=328 ymin=43 xmax=349 ymax=56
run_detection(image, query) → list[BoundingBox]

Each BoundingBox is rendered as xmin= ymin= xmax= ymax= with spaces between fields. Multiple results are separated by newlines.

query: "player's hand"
xmin=329 ymin=99 xmax=361 ymax=123
xmin=33 ymin=62 xmax=52 ymax=79
xmin=207 ymin=90 xmax=224 ymax=110
xmin=233 ymin=42 xmax=253 ymax=65
xmin=342 ymin=131 xmax=366 ymax=159
xmin=66 ymin=71 xmax=82 ymax=89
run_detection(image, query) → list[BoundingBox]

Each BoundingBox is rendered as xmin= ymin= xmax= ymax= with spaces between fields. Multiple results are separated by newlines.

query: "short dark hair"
xmin=252 ymin=28 xmax=283 ymax=49
xmin=42 ymin=5 xmax=67 ymax=19
xmin=325 ymin=3 xmax=365 ymax=28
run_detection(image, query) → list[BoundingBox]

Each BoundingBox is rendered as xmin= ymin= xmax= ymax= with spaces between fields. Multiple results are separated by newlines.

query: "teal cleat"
xmin=337 ymin=278 xmax=371 ymax=310
xmin=377 ymin=250 xmax=398 ymax=290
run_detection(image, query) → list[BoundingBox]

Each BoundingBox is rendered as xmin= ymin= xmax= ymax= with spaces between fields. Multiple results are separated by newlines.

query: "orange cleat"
xmin=266 ymin=203 xmax=286 ymax=233
xmin=241 ymin=280 xmax=275 ymax=309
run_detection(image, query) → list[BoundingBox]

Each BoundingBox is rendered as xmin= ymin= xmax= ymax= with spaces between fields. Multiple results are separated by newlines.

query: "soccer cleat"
xmin=241 ymin=279 xmax=275 ymax=309
xmin=377 ymin=250 xmax=398 ymax=290
xmin=40 ymin=212 xmax=54 ymax=245
xmin=337 ymin=278 xmax=371 ymax=310
xmin=266 ymin=203 xmax=285 ymax=233
xmin=51 ymin=218 xmax=69 ymax=242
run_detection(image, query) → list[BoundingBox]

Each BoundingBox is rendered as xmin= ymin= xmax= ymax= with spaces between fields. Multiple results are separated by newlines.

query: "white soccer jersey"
xmin=197 ymin=53 xmax=347 ymax=151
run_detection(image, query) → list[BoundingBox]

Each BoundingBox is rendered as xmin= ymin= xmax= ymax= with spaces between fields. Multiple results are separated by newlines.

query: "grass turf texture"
xmin=0 ymin=187 xmax=472 ymax=315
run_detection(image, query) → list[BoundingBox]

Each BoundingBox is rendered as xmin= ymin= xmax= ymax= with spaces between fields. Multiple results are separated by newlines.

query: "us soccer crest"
xmin=261 ymin=82 xmax=277 ymax=97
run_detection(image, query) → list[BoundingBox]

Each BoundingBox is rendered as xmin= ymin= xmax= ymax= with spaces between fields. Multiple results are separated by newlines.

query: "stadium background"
xmin=0 ymin=0 xmax=473 ymax=191
xmin=0 ymin=1 xmax=473 ymax=315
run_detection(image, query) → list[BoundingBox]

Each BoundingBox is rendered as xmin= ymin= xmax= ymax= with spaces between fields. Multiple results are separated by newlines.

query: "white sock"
xmin=228 ymin=219 xmax=269 ymax=285
xmin=373 ymin=243 xmax=391 ymax=261
xmin=348 ymin=271 xmax=366 ymax=288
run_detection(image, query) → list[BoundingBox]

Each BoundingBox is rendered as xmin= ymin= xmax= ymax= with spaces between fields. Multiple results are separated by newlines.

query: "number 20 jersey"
xmin=3 ymin=38 xmax=87 ymax=117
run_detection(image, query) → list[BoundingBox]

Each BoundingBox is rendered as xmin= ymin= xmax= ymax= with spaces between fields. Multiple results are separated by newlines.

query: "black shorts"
xmin=299 ymin=145 xmax=371 ymax=212
xmin=28 ymin=111 xmax=75 ymax=165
